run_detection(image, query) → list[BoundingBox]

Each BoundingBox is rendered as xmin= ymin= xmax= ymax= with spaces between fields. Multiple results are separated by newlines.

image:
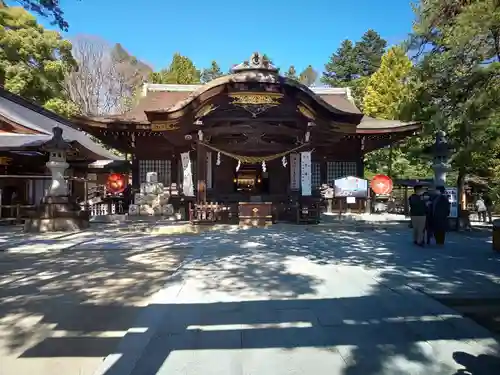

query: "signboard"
xmin=346 ymin=196 xmax=356 ymax=204
xmin=334 ymin=176 xmax=368 ymax=198
xmin=370 ymin=174 xmax=393 ymax=195
xmin=445 ymin=187 xmax=458 ymax=218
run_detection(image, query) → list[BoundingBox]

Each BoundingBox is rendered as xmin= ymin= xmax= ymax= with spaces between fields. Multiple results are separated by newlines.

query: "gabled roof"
xmin=120 ymin=83 xmax=362 ymax=123
xmin=116 ymin=84 xmax=418 ymax=133
xmin=0 ymin=87 xmax=122 ymax=160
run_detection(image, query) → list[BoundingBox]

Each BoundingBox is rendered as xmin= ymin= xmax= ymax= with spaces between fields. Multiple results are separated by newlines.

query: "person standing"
xmin=432 ymin=186 xmax=451 ymax=245
xmin=475 ymin=195 xmax=487 ymax=222
xmin=409 ymin=185 xmax=427 ymax=246
xmin=424 ymin=192 xmax=435 ymax=245
xmin=483 ymin=194 xmax=493 ymax=223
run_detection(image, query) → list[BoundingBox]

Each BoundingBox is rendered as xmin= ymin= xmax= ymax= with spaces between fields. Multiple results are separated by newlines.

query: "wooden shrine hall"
xmin=74 ymin=52 xmax=420 ymax=224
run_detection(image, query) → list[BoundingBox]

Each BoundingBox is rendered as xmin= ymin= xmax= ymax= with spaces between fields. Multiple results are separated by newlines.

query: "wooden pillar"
xmin=320 ymin=159 xmax=328 ymax=185
xmin=131 ymin=134 xmax=139 ymax=190
xmin=196 ymin=141 xmax=207 ymax=203
xmin=170 ymin=153 xmax=178 ymax=187
xmin=357 ymin=136 xmax=365 ymax=178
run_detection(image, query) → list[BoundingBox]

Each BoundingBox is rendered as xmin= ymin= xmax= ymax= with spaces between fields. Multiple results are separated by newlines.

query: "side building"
xmin=0 ymin=86 xmax=121 ymax=221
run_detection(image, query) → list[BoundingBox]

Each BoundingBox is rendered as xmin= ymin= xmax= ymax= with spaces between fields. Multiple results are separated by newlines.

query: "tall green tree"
xmin=354 ymin=29 xmax=387 ymax=76
xmin=322 ymin=31 xmax=387 ymax=108
xmin=363 ymin=46 xmax=412 ymax=119
xmin=0 ymin=6 xmax=78 ymax=115
xmin=362 ymin=46 xmax=429 ymax=178
xmin=405 ymin=0 xmax=500 ymax=212
xmin=150 ymin=53 xmax=201 ymax=84
xmin=299 ymin=65 xmax=318 ymax=87
xmin=321 ymin=40 xmax=359 ymax=87
xmin=284 ymin=65 xmax=298 ymax=80
xmin=200 ymin=60 xmax=223 ymax=83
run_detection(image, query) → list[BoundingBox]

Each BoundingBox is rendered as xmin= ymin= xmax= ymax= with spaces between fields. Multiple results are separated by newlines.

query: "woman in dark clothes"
xmin=432 ymin=186 xmax=451 ymax=245
xmin=424 ymin=192 xmax=434 ymax=245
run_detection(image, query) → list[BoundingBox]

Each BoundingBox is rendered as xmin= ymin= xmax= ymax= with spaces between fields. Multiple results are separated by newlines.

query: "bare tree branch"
xmin=65 ymin=35 xmax=151 ymax=116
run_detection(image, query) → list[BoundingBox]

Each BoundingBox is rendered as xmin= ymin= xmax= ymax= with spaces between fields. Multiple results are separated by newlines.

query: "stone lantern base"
xmin=24 ymin=196 xmax=90 ymax=233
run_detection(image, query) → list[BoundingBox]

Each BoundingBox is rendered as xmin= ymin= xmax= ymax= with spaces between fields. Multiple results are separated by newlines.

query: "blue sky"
xmin=28 ymin=0 xmax=416 ymax=74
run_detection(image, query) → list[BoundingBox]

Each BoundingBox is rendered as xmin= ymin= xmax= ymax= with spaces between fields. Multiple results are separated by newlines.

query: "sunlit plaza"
xmin=1 ymin=222 xmax=499 ymax=375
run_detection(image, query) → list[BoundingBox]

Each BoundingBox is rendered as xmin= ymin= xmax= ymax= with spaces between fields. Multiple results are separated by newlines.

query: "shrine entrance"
xmin=234 ymin=164 xmax=269 ymax=195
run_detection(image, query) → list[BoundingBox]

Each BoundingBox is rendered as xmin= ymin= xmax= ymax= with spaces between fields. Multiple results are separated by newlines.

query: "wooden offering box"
xmin=238 ymin=202 xmax=272 ymax=227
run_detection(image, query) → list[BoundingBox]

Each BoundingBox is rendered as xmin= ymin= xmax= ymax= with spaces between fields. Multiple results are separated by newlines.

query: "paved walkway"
xmin=1 ymin=224 xmax=500 ymax=375
xmin=0 ymin=226 xmax=190 ymax=375
xmin=96 ymin=225 xmax=500 ymax=375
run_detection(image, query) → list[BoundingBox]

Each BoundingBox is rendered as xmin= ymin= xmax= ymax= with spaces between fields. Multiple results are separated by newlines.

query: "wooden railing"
xmin=189 ymin=202 xmax=235 ymax=224
xmin=0 ymin=204 xmax=37 ymax=224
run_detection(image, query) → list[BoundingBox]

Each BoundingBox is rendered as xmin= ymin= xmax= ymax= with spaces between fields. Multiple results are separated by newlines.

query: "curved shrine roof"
xmin=74 ymin=53 xmax=419 ymax=135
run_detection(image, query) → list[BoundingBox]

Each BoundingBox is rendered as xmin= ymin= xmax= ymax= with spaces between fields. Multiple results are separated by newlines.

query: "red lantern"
xmin=106 ymin=173 xmax=127 ymax=194
xmin=370 ymin=174 xmax=393 ymax=195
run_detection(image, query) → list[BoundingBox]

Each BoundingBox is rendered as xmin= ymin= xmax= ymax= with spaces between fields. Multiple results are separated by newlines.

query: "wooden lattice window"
xmin=311 ymin=162 xmax=321 ymax=189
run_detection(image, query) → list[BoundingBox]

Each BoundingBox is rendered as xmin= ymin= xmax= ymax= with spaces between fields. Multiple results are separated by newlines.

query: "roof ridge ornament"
xmin=231 ymin=52 xmax=279 ymax=73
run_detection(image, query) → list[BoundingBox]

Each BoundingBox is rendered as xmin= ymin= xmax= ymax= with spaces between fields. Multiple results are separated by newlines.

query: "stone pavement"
xmin=93 ymin=224 xmax=500 ymax=375
xmin=0 ymin=226 xmax=191 ymax=375
xmin=1 ymin=224 xmax=500 ymax=375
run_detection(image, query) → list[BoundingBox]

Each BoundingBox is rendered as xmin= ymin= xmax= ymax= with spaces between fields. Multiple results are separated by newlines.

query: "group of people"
xmin=409 ymin=185 xmax=451 ymax=247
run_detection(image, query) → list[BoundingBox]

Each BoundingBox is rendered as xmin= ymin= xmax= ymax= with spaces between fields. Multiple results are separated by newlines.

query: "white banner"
xmin=445 ymin=187 xmax=458 ymax=218
xmin=290 ymin=153 xmax=300 ymax=190
xmin=181 ymin=152 xmax=194 ymax=196
xmin=207 ymin=151 xmax=212 ymax=189
xmin=300 ymin=151 xmax=312 ymax=196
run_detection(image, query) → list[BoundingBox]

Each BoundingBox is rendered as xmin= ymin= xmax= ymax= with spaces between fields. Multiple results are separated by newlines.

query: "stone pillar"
xmin=432 ymin=130 xmax=451 ymax=187
xmin=196 ymin=130 xmax=207 ymax=203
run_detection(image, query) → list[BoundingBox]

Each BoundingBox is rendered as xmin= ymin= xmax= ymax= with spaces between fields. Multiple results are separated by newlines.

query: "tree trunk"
xmin=388 ymin=145 xmax=393 ymax=178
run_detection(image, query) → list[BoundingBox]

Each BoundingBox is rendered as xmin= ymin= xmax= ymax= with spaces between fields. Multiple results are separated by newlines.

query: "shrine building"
xmin=73 ymin=53 xmax=420 ymax=216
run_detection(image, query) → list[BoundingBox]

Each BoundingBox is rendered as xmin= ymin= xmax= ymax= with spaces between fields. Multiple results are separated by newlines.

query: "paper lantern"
xmin=370 ymin=174 xmax=393 ymax=195
xmin=107 ymin=173 xmax=127 ymax=194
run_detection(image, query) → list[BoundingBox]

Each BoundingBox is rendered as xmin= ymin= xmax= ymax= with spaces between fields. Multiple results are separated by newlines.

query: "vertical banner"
xmin=445 ymin=187 xmax=458 ymax=218
xmin=290 ymin=153 xmax=300 ymax=190
xmin=206 ymin=151 xmax=212 ymax=189
xmin=300 ymin=151 xmax=312 ymax=196
xmin=180 ymin=151 xmax=194 ymax=196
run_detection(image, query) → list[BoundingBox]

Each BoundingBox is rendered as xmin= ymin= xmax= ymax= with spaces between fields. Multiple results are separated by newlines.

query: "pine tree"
xmin=284 ymin=65 xmax=298 ymax=80
xmin=321 ymin=40 xmax=359 ymax=87
xmin=354 ymin=30 xmax=387 ymax=77
xmin=200 ymin=61 xmax=223 ymax=83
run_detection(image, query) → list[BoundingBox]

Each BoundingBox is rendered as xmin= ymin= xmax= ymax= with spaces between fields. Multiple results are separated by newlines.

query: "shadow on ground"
xmin=0 ymin=231 xmax=190 ymax=363
xmin=1 ymin=224 xmax=500 ymax=374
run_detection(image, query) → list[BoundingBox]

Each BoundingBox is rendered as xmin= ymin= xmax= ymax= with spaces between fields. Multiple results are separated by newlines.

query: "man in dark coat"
xmin=431 ymin=186 xmax=451 ymax=245
xmin=409 ymin=185 xmax=427 ymax=246
xmin=424 ymin=192 xmax=435 ymax=245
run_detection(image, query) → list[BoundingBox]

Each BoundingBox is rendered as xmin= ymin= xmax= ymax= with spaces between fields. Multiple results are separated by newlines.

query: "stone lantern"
xmin=431 ymin=130 xmax=452 ymax=187
xmin=24 ymin=127 xmax=90 ymax=232
xmin=43 ymin=127 xmax=71 ymax=197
